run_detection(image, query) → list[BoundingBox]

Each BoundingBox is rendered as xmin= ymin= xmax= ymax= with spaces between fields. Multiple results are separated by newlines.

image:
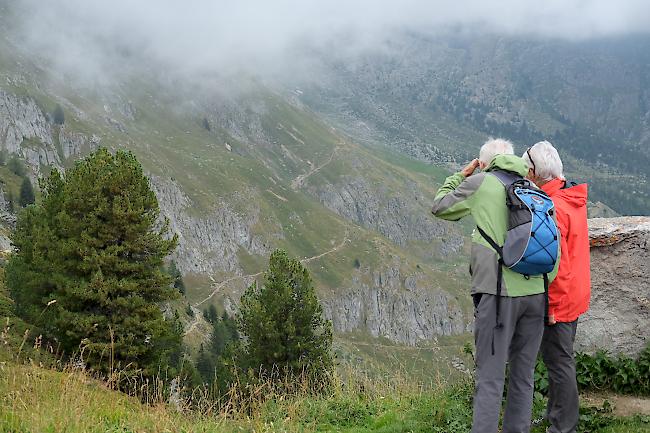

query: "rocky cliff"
xmin=576 ymin=216 xmax=650 ymax=356
xmin=149 ymin=175 xmax=275 ymax=275
xmin=321 ymin=259 xmax=467 ymax=345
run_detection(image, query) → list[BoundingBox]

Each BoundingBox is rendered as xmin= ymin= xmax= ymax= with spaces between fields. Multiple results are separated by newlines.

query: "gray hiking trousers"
xmin=540 ymin=320 xmax=579 ymax=433
xmin=471 ymin=293 xmax=545 ymax=433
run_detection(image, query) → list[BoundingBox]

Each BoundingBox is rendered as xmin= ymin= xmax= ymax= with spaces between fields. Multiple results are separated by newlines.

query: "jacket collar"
xmin=541 ymin=178 xmax=567 ymax=197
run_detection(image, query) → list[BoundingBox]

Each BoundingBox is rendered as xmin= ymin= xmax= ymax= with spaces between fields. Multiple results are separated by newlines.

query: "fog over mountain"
xmin=10 ymin=0 xmax=650 ymax=82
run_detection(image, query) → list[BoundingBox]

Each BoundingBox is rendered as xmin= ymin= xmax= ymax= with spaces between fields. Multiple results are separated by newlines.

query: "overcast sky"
xmin=12 ymin=0 xmax=650 ymax=82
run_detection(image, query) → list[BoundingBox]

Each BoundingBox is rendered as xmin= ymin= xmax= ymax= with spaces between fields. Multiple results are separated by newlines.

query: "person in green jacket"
xmin=431 ymin=138 xmax=558 ymax=433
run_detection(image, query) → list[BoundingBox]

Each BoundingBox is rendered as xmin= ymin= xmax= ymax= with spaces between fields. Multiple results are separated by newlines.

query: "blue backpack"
xmin=477 ymin=170 xmax=559 ymax=328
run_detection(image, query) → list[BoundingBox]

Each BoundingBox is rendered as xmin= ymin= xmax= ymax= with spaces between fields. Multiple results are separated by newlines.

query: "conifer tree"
xmin=8 ymin=156 xmax=26 ymax=177
xmin=210 ymin=316 xmax=229 ymax=357
xmin=195 ymin=313 xmax=240 ymax=390
xmin=196 ymin=344 xmax=215 ymax=384
xmin=19 ymin=177 xmax=35 ymax=207
xmin=204 ymin=304 xmax=218 ymax=324
xmin=6 ymin=148 xmax=180 ymax=379
xmin=53 ymin=103 xmax=65 ymax=125
xmin=238 ymin=249 xmax=333 ymax=384
xmin=168 ymin=260 xmax=185 ymax=295
xmin=222 ymin=311 xmax=238 ymax=342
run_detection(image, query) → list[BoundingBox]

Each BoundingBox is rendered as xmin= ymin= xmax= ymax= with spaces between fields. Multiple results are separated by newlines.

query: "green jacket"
xmin=431 ymin=155 xmax=559 ymax=297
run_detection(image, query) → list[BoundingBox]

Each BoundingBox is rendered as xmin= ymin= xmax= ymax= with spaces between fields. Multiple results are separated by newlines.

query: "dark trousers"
xmin=540 ymin=320 xmax=579 ymax=433
xmin=471 ymin=293 xmax=545 ymax=433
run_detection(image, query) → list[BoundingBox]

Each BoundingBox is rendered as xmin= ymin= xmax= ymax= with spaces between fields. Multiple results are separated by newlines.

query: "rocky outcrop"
xmin=575 ymin=217 xmax=650 ymax=357
xmin=0 ymin=90 xmax=53 ymax=153
xmin=149 ymin=176 xmax=275 ymax=275
xmin=311 ymin=175 xmax=463 ymax=254
xmin=0 ymin=90 xmax=72 ymax=175
xmin=58 ymin=126 xmax=87 ymax=159
xmin=322 ymin=261 xmax=466 ymax=345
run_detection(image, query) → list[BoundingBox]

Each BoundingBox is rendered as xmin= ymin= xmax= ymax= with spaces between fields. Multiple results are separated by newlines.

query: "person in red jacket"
xmin=523 ymin=141 xmax=591 ymax=433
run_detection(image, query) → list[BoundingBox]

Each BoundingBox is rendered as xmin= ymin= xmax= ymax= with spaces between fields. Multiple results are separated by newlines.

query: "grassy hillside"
xmin=2 ymin=361 xmax=649 ymax=433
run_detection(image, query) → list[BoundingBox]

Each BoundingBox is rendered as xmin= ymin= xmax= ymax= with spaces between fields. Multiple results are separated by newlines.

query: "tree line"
xmin=5 ymin=148 xmax=333 ymax=399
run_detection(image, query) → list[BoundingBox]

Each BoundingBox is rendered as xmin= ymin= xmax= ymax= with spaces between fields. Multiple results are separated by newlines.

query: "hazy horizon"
xmin=5 ymin=0 xmax=650 ymax=85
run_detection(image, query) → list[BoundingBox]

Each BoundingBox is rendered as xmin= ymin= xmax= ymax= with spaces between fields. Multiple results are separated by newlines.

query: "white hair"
xmin=479 ymin=138 xmax=514 ymax=165
xmin=522 ymin=140 xmax=565 ymax=181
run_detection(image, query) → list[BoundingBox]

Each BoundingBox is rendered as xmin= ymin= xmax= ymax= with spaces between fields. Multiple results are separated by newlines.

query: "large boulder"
xmin=575 ymin=217 xmax=650 ymax=357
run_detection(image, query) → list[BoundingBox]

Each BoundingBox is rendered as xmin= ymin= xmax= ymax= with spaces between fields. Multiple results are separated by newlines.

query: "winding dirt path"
xmin=291 ymin=146 xmax=339 ymax=190
xmin=194 ymin=235 xmax=350 ymax=308
xmin=302 ymin=236 xmax=350 ymax=264
xmin=183 ymin=306 xmax=203 ymax=336
xmin=582 ymin=393 xmax=650 ymax=417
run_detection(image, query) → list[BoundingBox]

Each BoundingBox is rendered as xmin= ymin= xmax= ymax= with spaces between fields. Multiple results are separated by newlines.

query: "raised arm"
xmin=431 ymin=167 xmax=484 ymax=221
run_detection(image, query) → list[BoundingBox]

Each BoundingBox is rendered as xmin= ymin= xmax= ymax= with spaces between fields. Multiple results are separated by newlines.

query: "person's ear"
xmin=526 ymin=168 xmax=534 ymax=180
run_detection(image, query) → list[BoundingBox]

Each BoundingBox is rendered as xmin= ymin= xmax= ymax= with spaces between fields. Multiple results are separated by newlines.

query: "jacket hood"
xmin=542 ymin=178 xmax=588 ymax=208
xmin=485 ymin=154 xmax=529 ymax=177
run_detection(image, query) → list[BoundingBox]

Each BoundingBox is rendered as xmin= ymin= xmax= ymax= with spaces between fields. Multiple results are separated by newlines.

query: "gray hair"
xmin=522 ymin=140 xmax=564 ymax=181
xmin=479 ymin=138 xmax=514 ymax=165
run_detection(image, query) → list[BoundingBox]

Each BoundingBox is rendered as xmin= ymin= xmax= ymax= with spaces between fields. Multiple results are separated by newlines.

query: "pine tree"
xmin=196 ymin=313 xmax=240 ymax=393
xmin=222 ymin=311 xmax=238 ymax=342
xmin=6 ymin=148 xmax=180 ymax=380
xmin=19 ymin=177 xmax=35 ymax=207
xmin=168 ymin=260 xmax=185 ymax=295
xmin=238 ymin=249 xmax=333 ymax=384
xmin=8 ymin=156 xmax=26 ymax=177
xmin=210 ymin=317 xmax=229 ymax=357
xmin=196 ymin=344 xmax=215 ymax=384
xmin=204 ymin=304 xmax=218 ymax=324
xmin=53 ymin=104 xmax=65 ymax=125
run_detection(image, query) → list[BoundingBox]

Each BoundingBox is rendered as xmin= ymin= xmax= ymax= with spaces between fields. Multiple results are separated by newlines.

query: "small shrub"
xmin=578 ymin=401 xmax=615 ymax=433
xmin=535 ymin=345 xmax=650 ymax=397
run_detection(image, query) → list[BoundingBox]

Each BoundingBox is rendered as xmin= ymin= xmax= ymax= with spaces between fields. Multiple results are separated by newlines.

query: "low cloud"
xmin=11 ymin=0 xmax=650 ymax=83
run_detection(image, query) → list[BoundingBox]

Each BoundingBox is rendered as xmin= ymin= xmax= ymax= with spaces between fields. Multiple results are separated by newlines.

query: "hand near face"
xmin=461 ymin=159 xmax=481 ymax=177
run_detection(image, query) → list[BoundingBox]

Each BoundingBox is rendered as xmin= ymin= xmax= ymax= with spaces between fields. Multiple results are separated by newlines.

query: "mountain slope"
xmin=296 ymin=33 xmax=650 ymax=214
xmin=0 ymin=21 xmax=474 ymax=357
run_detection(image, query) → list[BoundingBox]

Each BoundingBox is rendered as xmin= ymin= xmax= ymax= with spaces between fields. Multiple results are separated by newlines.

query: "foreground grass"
xmin=0 ymin=362 xmax=470 ymax=433
xmin=1 ymin=362 xmax=649 ymax=433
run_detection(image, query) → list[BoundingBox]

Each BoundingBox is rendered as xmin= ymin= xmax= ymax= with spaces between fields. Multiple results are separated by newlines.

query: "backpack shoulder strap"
xmin=476 ymin=225 xmax=505 ymax=346
xmin=476 ymin=226 xmax=503 ymax=258
xmin=488 ymin=170 xmax=522 ymax=186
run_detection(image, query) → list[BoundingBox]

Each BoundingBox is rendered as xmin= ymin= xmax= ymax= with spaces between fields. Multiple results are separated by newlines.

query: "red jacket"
xmin=542 ymin=179 xmax=591 ymax=323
